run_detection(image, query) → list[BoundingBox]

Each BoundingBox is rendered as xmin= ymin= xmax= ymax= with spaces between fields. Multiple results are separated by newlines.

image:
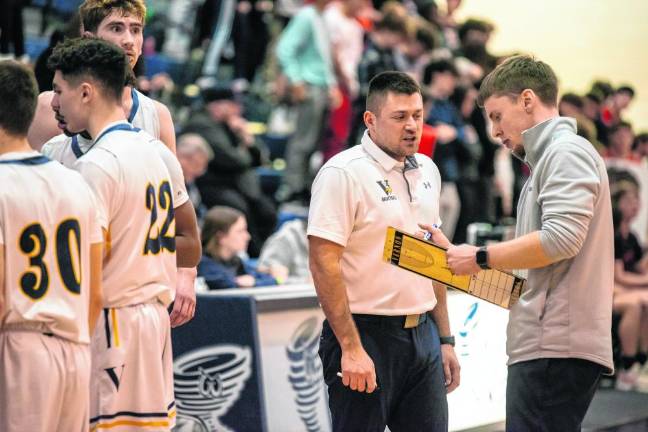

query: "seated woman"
xmin=612 ymin=184 xmax=648 ymax=390
xmin=198 ymin=206 xmax=277 ymax=289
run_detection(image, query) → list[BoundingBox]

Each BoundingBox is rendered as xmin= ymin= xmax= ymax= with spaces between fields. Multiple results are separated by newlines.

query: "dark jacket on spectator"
xmin=198 ymin=254 xmax=277 ymax=290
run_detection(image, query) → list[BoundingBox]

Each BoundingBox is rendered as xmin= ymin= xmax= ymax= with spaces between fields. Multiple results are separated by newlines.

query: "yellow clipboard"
xmin=383 ymin=227 xmax=525 ymax=309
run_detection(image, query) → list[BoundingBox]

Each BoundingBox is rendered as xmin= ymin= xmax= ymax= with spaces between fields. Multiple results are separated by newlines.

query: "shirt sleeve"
xmin=155 ymin=140 xmax=189 ymax=209
xmin=307 ymin=166 xmax=358 ymax=247
xmin=537 ymin=143 xmax=602 ymax=260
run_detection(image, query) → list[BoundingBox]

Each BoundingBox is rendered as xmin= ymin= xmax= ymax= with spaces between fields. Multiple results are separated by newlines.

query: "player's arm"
xmin=27 ymin=91 xmax=60 ymax=151
xmin=309 ymin=236 xmax=377 ymax=393
xmin=0 ymin=243 xmax=5 ymax=318
xmin=88 ymin=242 xmax=103 ymax=334
xmin=430 ymin=281 xmax=460 ymax=393
xmin=175 ymin=200 xmax=201 ymax=267
xmin=155 ymin=101 xmax=177 ymax=154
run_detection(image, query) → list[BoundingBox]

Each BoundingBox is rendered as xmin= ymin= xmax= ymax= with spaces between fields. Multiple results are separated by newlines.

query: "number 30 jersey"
xmin=0 ymin=151 xmax=103 ymax=344
xmin=73 ymin=122 xmax=188 ymax=308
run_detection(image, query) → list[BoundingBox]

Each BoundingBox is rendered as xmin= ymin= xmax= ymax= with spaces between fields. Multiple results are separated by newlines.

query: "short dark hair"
xmin=608 ymin=121 xmax=633 ymax=138
xmin=632 ymin=132 xmax=648 ymax=150
xmin=616 ymin=85 xmax=635 ymax=98
xmin=366 ymin=71 xmax=421 ymax=113
xmin=458 ymin=18 xmax=494 ymax=42
xmin=374 ymin=11 xmax=408 ymax=35
xmin=422 ymin=59 xmax=458 ymax=86
xmin=560 ymin=92 xmax=583 ymax=109
xmin=0 ymin=61 xmax=38 ymax=137
xmin=48 ymin=37 xmax=129 ymax=102
xmin=478 ymin=55 xmax=558 ymax=107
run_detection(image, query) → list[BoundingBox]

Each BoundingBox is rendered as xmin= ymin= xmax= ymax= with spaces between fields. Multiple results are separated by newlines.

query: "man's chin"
xmin=62 ymin=128 xmax=76 ymax=137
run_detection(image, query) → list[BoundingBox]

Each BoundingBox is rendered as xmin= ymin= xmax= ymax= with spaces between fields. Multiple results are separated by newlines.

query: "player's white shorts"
xmin=90 ymin=302 xmax=176 ymax=431
xmin=0 ymin=323 xmax=90 ymax=432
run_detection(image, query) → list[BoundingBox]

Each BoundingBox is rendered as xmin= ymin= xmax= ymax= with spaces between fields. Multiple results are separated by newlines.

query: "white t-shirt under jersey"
xmin=73 ymin=122 xmax=188 ymax=308
xmin=0 ymin=151 xmax=103 ymax=344
xmin=41 ymin=88 xmax=161 ymax=168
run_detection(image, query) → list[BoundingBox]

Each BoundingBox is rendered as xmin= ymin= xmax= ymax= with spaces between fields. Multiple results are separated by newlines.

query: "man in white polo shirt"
xmin=308 ymin=71 xmax=460 ymax=431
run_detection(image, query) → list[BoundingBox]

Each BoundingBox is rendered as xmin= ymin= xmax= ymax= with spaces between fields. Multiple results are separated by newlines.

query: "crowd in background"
xmin=2 ymin=0 xmax=648 ymax=388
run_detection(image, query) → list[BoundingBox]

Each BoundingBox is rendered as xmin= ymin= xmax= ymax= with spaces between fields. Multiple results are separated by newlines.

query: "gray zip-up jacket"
xmin=508 ymin=117 xmax=614 ymax=372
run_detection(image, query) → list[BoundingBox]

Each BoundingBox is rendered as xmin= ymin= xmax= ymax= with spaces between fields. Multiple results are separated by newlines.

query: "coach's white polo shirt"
xmin=308 ymin=131 xmax=442 ymax=315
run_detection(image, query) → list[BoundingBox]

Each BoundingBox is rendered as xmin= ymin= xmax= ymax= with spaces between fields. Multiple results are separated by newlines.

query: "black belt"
xmin=352 ymin=312 xmax=430 ymax=329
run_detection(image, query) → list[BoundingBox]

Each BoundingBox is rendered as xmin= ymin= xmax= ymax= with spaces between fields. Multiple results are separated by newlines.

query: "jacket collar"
xmin=522 ymin=116 xmax=577 ymax=168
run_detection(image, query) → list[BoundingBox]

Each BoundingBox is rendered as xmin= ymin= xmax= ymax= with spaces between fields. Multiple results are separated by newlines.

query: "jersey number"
xmin=143 ymin=181 xmax=176 ymax=255
xmin=19 ymin=219 xmax=82 ymax=300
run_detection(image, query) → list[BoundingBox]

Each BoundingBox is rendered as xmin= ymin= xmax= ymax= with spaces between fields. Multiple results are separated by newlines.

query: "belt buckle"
xmin=404 ymin=314 xmax=420 ymax=329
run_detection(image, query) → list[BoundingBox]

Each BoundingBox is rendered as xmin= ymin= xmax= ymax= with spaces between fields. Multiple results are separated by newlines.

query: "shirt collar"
xmin=361 ymin=130 xmax=419 ymax=172
xmin=0 ymin=150 xmax=40 ymax=161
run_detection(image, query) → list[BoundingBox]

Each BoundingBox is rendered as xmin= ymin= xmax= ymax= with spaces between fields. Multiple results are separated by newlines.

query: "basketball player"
xmin=48 ymin=38 xmax=201 ymax=431
xmin=40 ymin=0 xmax=197 ymax=328
xmin=31 ymin=0 xmax=175 ymax=153
xmin=0 ymin=60 xmax=103 ymax=431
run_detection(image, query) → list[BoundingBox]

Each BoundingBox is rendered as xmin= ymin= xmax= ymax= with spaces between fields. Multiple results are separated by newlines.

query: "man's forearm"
xmin=488 ymin=231 xmax=554 ymax=270
xmin=430 ymin=282 xmax=451 ymax=337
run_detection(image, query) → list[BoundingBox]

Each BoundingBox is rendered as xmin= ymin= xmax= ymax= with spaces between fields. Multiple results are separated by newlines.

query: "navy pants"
xmin=319 ymin=314 xmax=448 ymax=432
xmin=506 ymin=358 xmax=603 ymax=432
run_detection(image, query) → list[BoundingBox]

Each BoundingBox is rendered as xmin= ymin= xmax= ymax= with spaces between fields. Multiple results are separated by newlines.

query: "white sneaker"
xmin=616 ymin=364 xmax=641 ymax=391
xmin=635 ymin=363 xmax=648 ymax=393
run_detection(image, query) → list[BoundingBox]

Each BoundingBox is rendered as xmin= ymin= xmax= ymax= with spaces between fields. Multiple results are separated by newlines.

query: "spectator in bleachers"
xmin=177 ymin=133 xmax=213 ymax=220
xmin=394 ymin=18 xmax=437 ymax=85
xmin=596 ymin=84 xmax=634 ymax=146
xmin=198 ymin=206 xmax=277 ymax=289
xmin=634 ymin=132 xmax=648 ymax=164
xmin=322 ymin=0 xmax=367 ymax=161
xmin=423 ymin=59 xmax=464 ymax=241
xmin=559 ymin=92 xmax=603 ymax=153
xmin=0 ymin=0 xmax=26 ymax=62
xmin=274 ymin=0 xmax=339 ymax=203
xmin=612 ymin=184 xmax=648 ymax=390
xmin=582 ymin=91 xmax=603 ymax=123
xmin=231 ymin=0 xmax=272 ymax=87
xmin=258 ymin=218 xmax=310 ymax=284
xmin=450 ymin=84 xmax=483 ymax=244
xmin=183 ymin=86 xmax=277 ymax=256
xmin=604 ymin=122 xmax=640 ymax=162
xmin=456 ymin=18 xmax=497 ymax=75
xmin=348 ymin=5 xmax=408 ymax=147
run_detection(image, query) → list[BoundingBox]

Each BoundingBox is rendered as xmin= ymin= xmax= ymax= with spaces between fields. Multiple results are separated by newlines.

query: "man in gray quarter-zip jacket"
xmin=423 ymin=55 xmax=614 ymax=432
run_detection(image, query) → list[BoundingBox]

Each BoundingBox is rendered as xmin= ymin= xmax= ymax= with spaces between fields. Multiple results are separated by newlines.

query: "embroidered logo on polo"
xmin=377 ymin=180 xmax=397 ymax=202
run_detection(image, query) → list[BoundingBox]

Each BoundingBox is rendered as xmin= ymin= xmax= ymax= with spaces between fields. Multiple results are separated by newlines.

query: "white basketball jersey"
xmin=73 ymin=122 xmax=188 ymax=308
xmin=41 ymin=88 xmax=161 ymax=168
xmin=0 ymin=151 xmax=102 ymax=344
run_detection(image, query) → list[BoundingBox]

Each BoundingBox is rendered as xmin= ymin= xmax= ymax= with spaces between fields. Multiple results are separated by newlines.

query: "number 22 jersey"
xmin=73 ymin=122 xmax=188 ymax=308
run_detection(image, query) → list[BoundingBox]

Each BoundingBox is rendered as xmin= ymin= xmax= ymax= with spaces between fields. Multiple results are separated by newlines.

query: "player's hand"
xmin=170 ymin=267 xmax=197 ymax=328
xmin=340 ymin=346 xmax=377 ymax=393
xmin=417 ymin=223 xmax=451 ymax=249
xmin=441 ymin=344 xmax=461 ymax=393
xmin=446 ymin=244 xmax=480 ymax=275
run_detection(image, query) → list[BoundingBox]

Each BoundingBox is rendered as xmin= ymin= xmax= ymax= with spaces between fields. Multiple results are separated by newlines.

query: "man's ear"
xmin=82 ymin=30 xmax=95 ymax=38
xmin=520 ymin=89 xmax=536 ymax=113
xmin=80 ymin=82 xmax=93 ymax=104
xmin=363 ymin=110 xmax=375 ymax=129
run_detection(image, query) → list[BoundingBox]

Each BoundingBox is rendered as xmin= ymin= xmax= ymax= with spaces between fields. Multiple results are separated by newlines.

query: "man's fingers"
xmin=349 ymin=374 xmax=359 ymax=391
xmin=443 ymin=360 xmax=452 ymax=386
xmin=356 ymin=374 xmax=367 ymax=392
